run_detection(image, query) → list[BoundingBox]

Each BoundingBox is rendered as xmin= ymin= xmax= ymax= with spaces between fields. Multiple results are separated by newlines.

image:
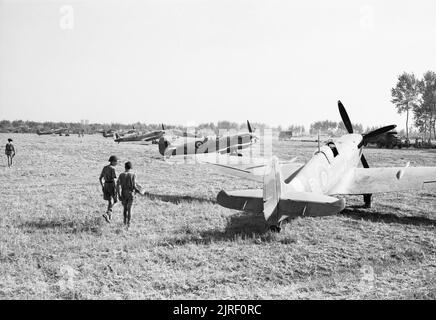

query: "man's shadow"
xmin=142 ymin=192 xmax=217 ymax=205
xmin=19 ymin=217 xmax=103 ymax=235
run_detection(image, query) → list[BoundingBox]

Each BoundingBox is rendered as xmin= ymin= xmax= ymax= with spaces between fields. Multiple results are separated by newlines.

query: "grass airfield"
xmin=0 ymin=133 xmax=435 ymax=299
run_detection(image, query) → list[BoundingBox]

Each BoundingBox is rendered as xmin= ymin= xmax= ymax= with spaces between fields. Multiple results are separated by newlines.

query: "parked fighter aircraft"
xmin=203 ymin=101 xmax=436 ymax=232
xmin=114 ymin=124 xmax=165 ymax=144
xmin=37 ymin=128 xmax=69 ymax=136
xmin=101 ymin=129 xmax=116 ymax=138
xmin=158 ymin=121 xmax=258 ymax=157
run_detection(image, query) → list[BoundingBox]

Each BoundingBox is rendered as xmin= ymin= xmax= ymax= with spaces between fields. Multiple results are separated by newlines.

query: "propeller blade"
xmin=247 ymin=120 xmax=253 ymax=133
xmin=363 ymin=125 xmax=397 ymax=141
xmin=358 ymin=125 xmax=397 ymax=148
xmin=361 ymin=153 xmax=369 ymax=168
xmin=338 ymin=100 xmax=353 ymax=134
xmin=162 ymin=124 xmax=165 ymax=131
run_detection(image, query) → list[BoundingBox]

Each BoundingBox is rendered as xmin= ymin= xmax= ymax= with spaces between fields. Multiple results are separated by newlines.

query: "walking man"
xmin=5 ymin=138 xmax=15 ymax=167
xmin=117 ymin=161 xmax=138 ymax=229
xmin=99 ymin=155 xmax=118 ymax=222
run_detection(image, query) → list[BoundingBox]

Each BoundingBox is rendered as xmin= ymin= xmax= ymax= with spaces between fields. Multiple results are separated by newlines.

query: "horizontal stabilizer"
xmin=278 ymin=191 xmax=346 ymax=218
xmin=217 ymin=189 xmax=346 ymax=222
xmin=217 ymin=189 xmax=264 ymax=213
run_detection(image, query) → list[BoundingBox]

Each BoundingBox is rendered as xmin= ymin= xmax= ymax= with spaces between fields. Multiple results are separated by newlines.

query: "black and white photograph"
xmin=0 ymin=0 xmax=435 ymax=304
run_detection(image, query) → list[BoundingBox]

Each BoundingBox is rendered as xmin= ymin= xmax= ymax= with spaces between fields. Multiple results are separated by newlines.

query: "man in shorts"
xmin=99 ymin=155 xmax=118 ymax=222
xmin=117 ymin=161 xmax=138 ymax=229
xmin=5 ymin=138 xmax=15 ymax=168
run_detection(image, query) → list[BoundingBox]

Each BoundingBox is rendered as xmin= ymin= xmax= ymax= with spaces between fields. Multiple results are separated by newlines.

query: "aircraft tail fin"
xmin=263 ymin=156 xmax=283 ymax=222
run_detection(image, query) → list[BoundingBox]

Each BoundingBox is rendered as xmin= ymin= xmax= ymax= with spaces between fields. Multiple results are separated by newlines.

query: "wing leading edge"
xmin=330 ymin=167 xmax=436 ymax=195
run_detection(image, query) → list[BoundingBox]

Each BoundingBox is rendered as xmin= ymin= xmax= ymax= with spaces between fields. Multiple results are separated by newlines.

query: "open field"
xmin=0 ymin=133 xmax=435 ymax=299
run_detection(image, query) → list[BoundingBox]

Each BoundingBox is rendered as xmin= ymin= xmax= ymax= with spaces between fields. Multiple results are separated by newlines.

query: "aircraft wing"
xmin=194 ymin=154 xmax=303 ymax=183
xmin=330 ymin=167 xmax=436 ymax=195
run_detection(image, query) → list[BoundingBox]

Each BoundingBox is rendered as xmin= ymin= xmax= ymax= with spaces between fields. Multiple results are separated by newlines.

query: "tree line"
xmin=0 ymin=118 xmax=389 ymax=137
xmin=391 ymin=71 xmax=436 ymax=140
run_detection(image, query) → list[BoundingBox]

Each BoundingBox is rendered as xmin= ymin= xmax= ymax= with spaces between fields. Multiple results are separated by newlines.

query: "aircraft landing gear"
xmin=269 ymin=225 xmax=281 ymax=233
xmin=363 ymin=194 xmax=372 ymax=208
xmin=269 ymin=221 xmax=283 ymax=233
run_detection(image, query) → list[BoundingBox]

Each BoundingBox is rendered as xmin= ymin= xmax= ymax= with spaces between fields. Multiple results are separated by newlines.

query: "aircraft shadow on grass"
xmin=162 ymin=205 xmax=436 ymax=247
xmin=143 ymin=192 xmax=269 ymax=239
xmin=195 ymin=207 xmax=436 ymax=244
xmin=340 ymin=206 xmax=436 ymax=227
xmin=200 ymin=213 xmax=269 ymax=241
xmin=158 ymin=213 xmax=269 ymax=247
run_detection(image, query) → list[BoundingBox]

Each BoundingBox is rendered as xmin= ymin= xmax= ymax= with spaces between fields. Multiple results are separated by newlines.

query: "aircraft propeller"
xmin=247 ymin=120 xmax=259 ymax=143
xmin=338 ymin=100 xmax=397 ymax=207
xmin=338 ymin=101 xmax=354 ymax=134
xmin=247 ymin=120 xmax=253 ymax=134
xmin=337 ymin=100 xmax=397 ymax=169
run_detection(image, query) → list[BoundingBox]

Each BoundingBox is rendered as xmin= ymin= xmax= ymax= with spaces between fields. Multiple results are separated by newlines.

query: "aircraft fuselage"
xmin=287 ymin=134 xmax=363 ymax=195
xmin=163 ymin=132 xmax=256 ymax=157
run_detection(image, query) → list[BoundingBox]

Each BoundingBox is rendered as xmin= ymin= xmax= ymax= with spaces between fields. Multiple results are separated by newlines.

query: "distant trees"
xmin=390 ymin=71 xmax=436 ymax=140
xmin=391 ymin=72 xmax=423 ymax=140
xmin=414 ymin=71 xmax=436 ymax=140
xmin=285 ymin=125 xmax=305 ymax=136
xmin=0 ymin=119 xmax=274 ymax=135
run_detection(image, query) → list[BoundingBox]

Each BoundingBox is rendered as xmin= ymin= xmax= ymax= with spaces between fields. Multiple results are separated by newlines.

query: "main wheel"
xmin=269 ymin=225 xmax=282 ymax=233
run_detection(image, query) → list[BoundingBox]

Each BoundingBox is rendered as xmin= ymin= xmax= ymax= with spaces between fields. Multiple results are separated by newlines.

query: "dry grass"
xmin=0 ymin=133 xmax=435 ymax=299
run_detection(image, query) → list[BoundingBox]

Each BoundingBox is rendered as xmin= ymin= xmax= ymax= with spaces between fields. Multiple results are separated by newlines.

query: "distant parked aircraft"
xmin=114 ymin=125 xmax=166 ymax=144
xmin=37 ymin=128 xmax=69 ymax=136
xmin=158 ymin=121 xmax=258 ymax=158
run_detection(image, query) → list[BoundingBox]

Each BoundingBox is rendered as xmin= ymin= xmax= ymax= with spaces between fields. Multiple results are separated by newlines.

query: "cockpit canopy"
xmin=326 ymin=141 xmax=339 ymax=157
xmin=316 ymin=140 xmax=340 ymax=163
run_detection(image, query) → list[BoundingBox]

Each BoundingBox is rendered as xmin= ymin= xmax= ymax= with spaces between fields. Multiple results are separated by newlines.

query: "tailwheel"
xmin=269 ymin=224 xmax=282 ymax=233
xmin=363 ymin=194 xmax=372 ymax=208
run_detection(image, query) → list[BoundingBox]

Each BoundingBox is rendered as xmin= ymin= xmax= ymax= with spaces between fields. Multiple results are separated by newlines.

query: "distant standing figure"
xmin=117 ymin=161 xmax=138 ymax=229
xmin=5 ymin=138 xmax=15 ymax=168
xmin=99 ymin=155 xmax=119 ymax=222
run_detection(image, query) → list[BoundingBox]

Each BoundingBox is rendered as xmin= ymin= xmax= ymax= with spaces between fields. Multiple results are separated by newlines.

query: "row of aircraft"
xmin=110 ymin=122 xmax=259 ymax=156
xmin=109 ymin=102 xmax=436 ymax=232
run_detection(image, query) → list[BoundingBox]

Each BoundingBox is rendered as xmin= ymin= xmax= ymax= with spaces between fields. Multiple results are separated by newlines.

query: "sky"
xmin=0 ymin=0 xmax=435 ymax=129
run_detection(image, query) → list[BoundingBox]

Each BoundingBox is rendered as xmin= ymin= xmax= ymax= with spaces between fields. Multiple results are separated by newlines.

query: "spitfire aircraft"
xmin=202 ymin=101 xmax=436 ymax=232
xmin=37 ymin=128 xmax=69 ymax=136
xmin=114 ymin=124 xmax=166 ymax=144
xmin=158 ymin=121 xmax=258 ymax=158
